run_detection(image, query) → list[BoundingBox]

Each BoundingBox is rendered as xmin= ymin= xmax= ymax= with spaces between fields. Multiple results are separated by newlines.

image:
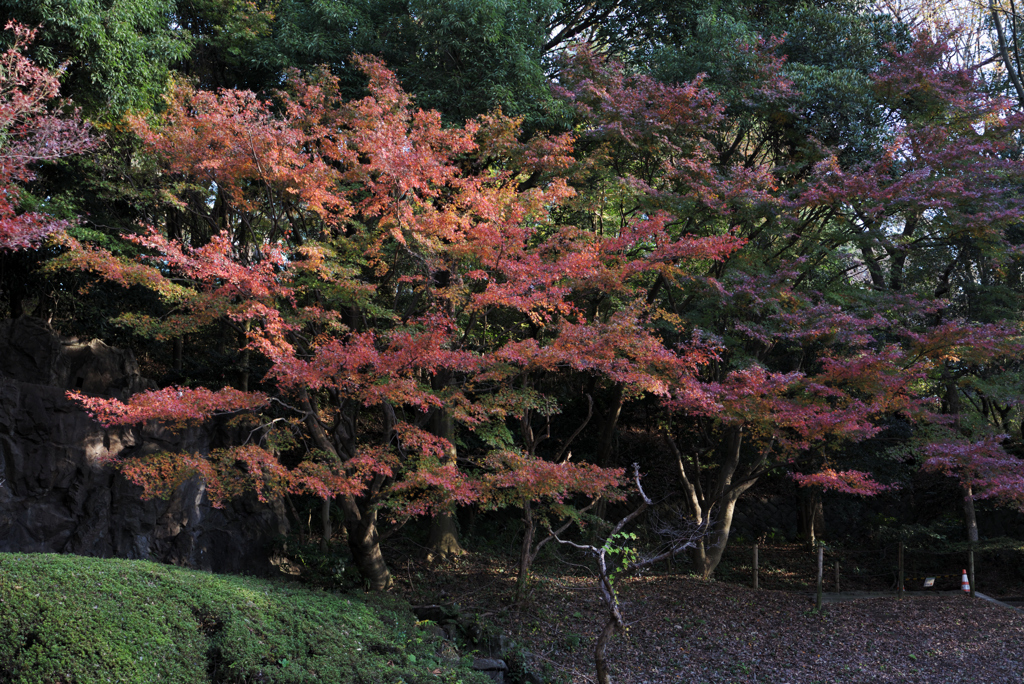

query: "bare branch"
xmin=554 ymin=394 xmax=593 ymax=463
xmin=533 ymin=498 xmax=600 ymax=558
xmin=545 ymin=465 xmax=711 ymax=684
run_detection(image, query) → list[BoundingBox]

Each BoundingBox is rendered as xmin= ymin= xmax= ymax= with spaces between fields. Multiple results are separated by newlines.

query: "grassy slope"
xmin=0 ymin=553 xmax=490 ymax=684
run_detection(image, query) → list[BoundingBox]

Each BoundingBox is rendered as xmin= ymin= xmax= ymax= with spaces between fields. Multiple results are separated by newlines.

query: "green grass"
xmin=0 ymin=553 xmax=490 ymax=684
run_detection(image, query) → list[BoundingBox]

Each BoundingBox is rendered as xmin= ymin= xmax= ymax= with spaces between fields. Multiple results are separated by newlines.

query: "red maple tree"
xmin=57 ymin=28 xmax=1024 ymax=593
xmin=0 ymin=22 xmax=94 ymax=251
xmin=60 ymin=58 xmax=733 ymax=591
xmin=555 ymin=33 xmax=1024 ymax=577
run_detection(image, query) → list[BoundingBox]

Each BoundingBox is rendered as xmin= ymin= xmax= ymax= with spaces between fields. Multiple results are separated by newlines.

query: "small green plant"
xmin=563 ymin=632 xmax=583 ymax=652
xmin=733 ymin=662 xmax=752 ymax=675
xmin=287 ymin=539 xmax=363 ymax=589
xmin=602 ymin=531 xmax=640 ymax=597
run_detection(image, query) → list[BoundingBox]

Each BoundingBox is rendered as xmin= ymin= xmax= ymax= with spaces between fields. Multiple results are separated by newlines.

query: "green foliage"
xmin=173 ymin=0 xmax=279 ymax=90
xmin=872 ymin=517 xmax=961 ymax=547
xmin=255 ymin=0 xmax=563 ymax=125
xmin=0 ymin=553 xmax=490 ymax=684
xmin=601 ymin=530 xmax=639 ymax=596
xmin=469 ymin=420 xmax=516 ymax=450
xmin=0 ymin=0 xmax=191 ymax=117
xmin=646 ymin=1 xmax=907 ymax=165
xmin=284 ymin=539 xmax=366 ymax=590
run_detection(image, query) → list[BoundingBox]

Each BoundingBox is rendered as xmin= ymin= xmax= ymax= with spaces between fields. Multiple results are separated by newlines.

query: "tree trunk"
xmin=239 ymin=349 xmax=250 ymax=393
xmin=239 ymin=320 xmax=251 ymax=392
xmin=173 ymin=336 xmax=183 ymax=373
xmin=427 ymin=406 xmax=466 ymax=562
xmin=320 ymin=497 xmax=332 ymax=553
xmin=799 ymin=486 xmax=824 ymax=545
xmin=693 ymin=538 xmax=709 ymax=576
xmin=944 ymin=371 xmax=978 ymax=544
xmin=944 ymin=372 xmax=962 ymax=429
xmin=594 ymin=616 xmax=619 ymax=684
xmin=285 ymin=494 xmax=306 ymax=545
xmin=595 ymin=386 xmax=624 ymax=468
xmin=427 ymin=511 xmax=464 ymax=563
xmin=963 ymin=484 xmax=979 ymax=544
xmin=992 ymin=0 xmax=1024 ymax=106
xmin=593 ymin=386 xmax=624 ymax=524
xmin=299 ymin=388 xmax=392 ymax=590
xmin=515 ymin=499 xmax=535 ymax=604
xmin=341 ymin=494 xmax=393 ymax=590
xmin=696 ymin=492 xmax=744 ymax=579
xmin=665 ymin=425 xmax=766 ymax=578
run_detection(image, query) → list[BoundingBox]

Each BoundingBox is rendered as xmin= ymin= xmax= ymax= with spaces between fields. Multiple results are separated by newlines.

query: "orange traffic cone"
xmin=961 ymin=569 xmax=970 ymax=592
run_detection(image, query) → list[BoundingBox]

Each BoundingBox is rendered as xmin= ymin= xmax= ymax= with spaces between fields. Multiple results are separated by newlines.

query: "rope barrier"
xmin=728 ymin=537 xmax=1024 ymax=555
xmin=719 ymin=539 xmax=1023 ymax=593
xmin=903 ymin=573 xmax=959 ymax=580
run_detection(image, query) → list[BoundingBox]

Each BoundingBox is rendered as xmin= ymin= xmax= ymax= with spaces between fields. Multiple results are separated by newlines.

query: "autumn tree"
xmin=708 ymin=32 xmax=1024 ymax=551
xmin=553 ymin=27 xmax=1024 ymax=577
xmin=551 ymin=46 xmax=836 ymax=578
xmin=444 ymin=199 xmax=743 ymax=599
xmin=807 ymin=33 xmax=1024 ymax=540
xmin=58 ymin=58 xmax=674 ymax=590
xmin=0 ymin=21 xmax=95 ymax=319
xmin=21 ymin=0 xmax=1024 ymax=598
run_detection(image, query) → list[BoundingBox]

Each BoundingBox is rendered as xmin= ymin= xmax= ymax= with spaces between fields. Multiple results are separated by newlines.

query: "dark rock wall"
xmin=0 ymin=317 xmax=288 ymax=574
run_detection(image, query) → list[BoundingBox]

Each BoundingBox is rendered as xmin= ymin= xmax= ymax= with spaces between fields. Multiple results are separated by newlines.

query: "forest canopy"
xmin=3 ymin=0 xmax=1024 ymax=600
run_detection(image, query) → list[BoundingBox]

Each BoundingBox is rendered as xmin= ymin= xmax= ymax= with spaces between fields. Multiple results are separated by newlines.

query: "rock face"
xmin=0 ymin=317 xmax=288 ymax=573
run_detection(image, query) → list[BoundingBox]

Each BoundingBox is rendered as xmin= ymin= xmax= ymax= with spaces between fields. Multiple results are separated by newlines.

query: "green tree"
xmin=253 ymin=0 xmax=562 ymax=125
xmin=0 ymin=0 xmax=191 ymax=118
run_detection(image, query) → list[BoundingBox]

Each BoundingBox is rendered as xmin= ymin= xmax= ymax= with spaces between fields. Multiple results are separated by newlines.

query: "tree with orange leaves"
xmin=58 ymin=57 xmax=740 ymax=591
xmin=0 ymin=22 xmax=94 ymax=316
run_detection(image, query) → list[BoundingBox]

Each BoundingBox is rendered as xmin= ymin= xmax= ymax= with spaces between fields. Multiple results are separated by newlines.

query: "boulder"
xmin=471 ymin=658 xmax=508 ymax=684
xmin=486 ymin=633 xmax=514 ymax=659
xmin=412 ymin=604 xmax=460 ymax=623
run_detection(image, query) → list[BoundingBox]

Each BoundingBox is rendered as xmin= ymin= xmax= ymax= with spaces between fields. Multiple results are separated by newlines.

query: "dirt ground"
xmin=392 ymin=548 xmax=1024 ymax=684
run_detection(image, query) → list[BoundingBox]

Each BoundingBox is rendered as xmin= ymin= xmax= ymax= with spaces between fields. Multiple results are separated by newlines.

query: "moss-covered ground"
xmin=0 ymin=553 xmax=490 ymax=684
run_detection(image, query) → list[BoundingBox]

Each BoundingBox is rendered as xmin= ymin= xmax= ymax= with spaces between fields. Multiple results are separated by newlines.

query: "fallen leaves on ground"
xmin=395 ymin=555 xmax=1024 ymax=683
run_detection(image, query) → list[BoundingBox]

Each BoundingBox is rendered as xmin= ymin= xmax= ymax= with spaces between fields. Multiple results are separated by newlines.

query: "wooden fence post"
xmin=753 ymin=543 xmax=759 ymax=591
xmin=815 ymin=543 xmax=823 ymax=611
xmin=898 ymin=541 xmax=904 ymax=600
xmin=968 ymin=546 xmax=976 ymax=598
